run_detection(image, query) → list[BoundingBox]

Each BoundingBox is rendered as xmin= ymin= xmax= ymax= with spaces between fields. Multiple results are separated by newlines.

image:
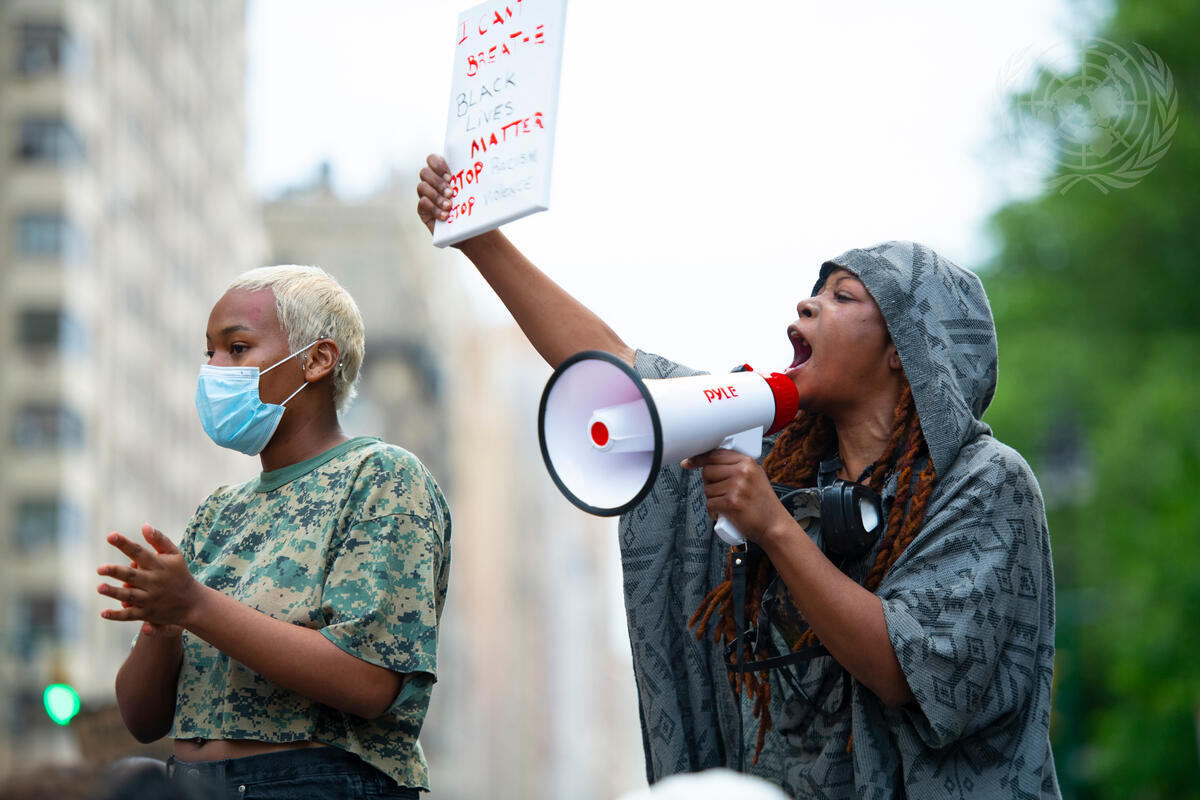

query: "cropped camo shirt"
xmin=169 ymin=437 xmax=451 ymax=789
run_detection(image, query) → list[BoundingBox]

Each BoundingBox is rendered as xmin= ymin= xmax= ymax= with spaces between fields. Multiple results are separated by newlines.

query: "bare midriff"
xmin=173 ymin=738 xmax=330 ymax=762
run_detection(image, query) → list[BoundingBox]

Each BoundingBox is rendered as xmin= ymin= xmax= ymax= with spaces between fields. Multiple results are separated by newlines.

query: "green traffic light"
xmin=43 ymin=683 xmax=80 ymax=726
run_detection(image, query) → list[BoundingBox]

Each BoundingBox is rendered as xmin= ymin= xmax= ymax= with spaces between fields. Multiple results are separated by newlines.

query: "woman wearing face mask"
xmin=96 ymin=265 xmax=451 ymax=799
xmin=416 ymin=155 xmax=1059 ymax=797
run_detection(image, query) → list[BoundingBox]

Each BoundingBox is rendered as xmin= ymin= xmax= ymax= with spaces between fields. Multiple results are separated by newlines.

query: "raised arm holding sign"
xmin=431 ymin=0 xmax=567 ymax=247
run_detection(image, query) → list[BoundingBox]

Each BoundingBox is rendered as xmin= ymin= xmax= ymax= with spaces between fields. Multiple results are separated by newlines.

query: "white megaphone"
xmin=537 ymin=350 xmax=800 ymax=545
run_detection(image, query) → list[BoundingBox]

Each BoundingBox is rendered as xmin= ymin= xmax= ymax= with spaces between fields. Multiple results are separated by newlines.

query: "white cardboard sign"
xmin=433 ymin=0 xmax=568 ymax=247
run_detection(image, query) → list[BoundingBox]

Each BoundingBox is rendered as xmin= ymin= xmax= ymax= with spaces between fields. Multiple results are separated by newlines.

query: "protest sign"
xmin=433 ymin=0 xmax=568 ymax=247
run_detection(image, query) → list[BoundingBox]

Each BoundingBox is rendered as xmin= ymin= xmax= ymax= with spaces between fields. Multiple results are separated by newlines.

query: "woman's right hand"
xmin=416 ymin=153 xmax=455 ymax=235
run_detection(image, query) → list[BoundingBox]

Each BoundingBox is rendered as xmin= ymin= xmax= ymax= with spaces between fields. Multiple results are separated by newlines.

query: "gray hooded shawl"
xmin=618 ymin=242 xmax=1059 ymax=798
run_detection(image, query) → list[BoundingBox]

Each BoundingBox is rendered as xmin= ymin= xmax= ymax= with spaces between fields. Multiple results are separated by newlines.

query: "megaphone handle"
xmin=710 ymin=428 xmax=764 ymax=546
xmin=714 ymin=515 xmax=746 ymax=545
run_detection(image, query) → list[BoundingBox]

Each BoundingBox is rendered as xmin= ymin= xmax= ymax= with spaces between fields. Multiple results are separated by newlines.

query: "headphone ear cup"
xmin=841 ymin=487 xmax=858 ymax=535
xmin=819 ymin=484 xmax=841 ymax=551
xmin=819 ymin=483 xmax=852 ymax=557
xmin=819 ymin=483 xmax=884 ymax=560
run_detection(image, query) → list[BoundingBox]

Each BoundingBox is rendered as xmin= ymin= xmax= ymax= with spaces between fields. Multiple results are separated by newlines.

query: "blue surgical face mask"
xmin=195 ymin=341 xmax=319 ymax=455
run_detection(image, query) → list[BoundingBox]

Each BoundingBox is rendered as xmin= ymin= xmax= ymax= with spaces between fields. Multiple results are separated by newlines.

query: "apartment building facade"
xmin=0 ymin=0 xmax=264 ymax=771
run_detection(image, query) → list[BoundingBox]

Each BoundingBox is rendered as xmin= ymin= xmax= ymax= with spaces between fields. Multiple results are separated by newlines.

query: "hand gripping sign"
xmin=433 ymin=0 xmax=568 ymax=247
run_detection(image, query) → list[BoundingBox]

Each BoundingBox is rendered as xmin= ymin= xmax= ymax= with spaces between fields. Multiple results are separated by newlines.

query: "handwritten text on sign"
xmin=433 ymin=0 xmax=567 ymax=247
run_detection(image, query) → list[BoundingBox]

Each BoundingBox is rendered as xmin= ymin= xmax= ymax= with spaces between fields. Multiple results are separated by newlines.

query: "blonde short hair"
xmin=227 ymin=265 xmax=364 ymax=412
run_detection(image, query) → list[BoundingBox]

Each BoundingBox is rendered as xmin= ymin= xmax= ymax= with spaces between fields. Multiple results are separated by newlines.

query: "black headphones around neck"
xmin=774 ymin=480 xmax=884 ymax=560
xmin=819 ymin=481 xmax=884 ymax=559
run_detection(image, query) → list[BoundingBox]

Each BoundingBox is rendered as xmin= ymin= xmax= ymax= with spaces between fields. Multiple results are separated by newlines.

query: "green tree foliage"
xmin=984 ymin=0 xmax=1200 ymax=796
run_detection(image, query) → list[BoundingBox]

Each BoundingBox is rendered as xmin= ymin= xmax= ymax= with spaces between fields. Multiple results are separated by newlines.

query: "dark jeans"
xmin=165 ymin=747 xmax=418 ymax=800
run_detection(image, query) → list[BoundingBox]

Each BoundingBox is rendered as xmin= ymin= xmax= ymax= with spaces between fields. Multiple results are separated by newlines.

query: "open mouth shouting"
xmin=786 ymin=326 xmax=812 ymax=375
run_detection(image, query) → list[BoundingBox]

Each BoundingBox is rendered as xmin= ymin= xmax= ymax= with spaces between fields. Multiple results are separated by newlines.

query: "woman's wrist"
xmin=756 ymin=512 xmax=805 ymax=559
xmin=141 ymin=623 xmax=184 ymax=640
xmin=179 ymin=580 xmax=217 ymax=634
xmin=454 ymin=227 xmax=504 ymax=257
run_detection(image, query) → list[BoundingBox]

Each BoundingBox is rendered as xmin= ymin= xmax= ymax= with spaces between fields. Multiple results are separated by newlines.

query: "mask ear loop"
xmin=265 ymin=340 xmax=321 ymax=406
xmin=261 ymin=340 xmax=323 ymax=375
xmin=279 ymin=380 xmax=307 ymax=407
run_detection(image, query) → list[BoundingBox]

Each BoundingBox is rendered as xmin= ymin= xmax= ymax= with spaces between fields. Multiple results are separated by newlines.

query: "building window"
xmin=13 ymin=595 xmax=78 ymax=660
xmin=16 ymin=118 xmax=86 ymax=163
xmin=13 ymin=405 xmax=84 ymax=449
xmin=14 ymin=497 xmax=82 ymax=552
xmin=8 ymin=689 xmax=43 ymax=736
xmin=16 ymin=23 xmax=82 ymax=76
xmin=14 ymin=213 xmax=87 ymax=260
xmin=17 ymin=309 xmax=88 ymax=355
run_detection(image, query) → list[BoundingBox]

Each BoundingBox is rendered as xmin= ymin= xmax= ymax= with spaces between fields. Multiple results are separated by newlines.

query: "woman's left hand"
xmin=97 ymin=524 xmax=200 ymax=632
xmin=681 ymin=450 xmax=793 ymax=544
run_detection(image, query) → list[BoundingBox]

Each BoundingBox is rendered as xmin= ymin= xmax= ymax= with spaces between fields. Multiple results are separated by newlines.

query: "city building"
xmin=0 ymin=0 xmax=265 ymax=772
xmin=437 ymin=322 xmax=645 ymax=800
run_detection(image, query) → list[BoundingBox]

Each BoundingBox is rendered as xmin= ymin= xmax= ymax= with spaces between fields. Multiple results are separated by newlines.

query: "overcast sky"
xmin=245 ymin=0 xmax=1085 ymax=373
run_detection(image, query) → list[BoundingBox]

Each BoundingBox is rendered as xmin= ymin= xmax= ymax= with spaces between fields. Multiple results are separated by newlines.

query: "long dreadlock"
xmin=688 ymin=380 xmax=938 ymax=763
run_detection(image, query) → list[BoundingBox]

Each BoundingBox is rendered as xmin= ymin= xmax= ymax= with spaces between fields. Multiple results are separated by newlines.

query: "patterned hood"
xmin=815 ymin=241 xmax=998 ymax=477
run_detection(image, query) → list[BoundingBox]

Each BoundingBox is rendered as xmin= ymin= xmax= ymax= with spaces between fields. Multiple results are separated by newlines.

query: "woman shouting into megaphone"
xmin=417 ymin=154 xmax=1059 ymax=799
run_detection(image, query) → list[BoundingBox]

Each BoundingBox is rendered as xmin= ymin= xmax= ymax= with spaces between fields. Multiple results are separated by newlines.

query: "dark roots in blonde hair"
xmin=688 ymin=380 xmax=938 ymax=763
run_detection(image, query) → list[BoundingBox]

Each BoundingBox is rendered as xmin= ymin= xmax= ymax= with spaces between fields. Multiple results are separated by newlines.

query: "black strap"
xmin=724 ymin=640 xmax=830 ymax=673
xmin=731 ymin=545 xmax=747 ymax=772
xmin=728 ymin=545 xmax=832 ymax=772
xmin=727 ymin=544 xmax=843 ymax=773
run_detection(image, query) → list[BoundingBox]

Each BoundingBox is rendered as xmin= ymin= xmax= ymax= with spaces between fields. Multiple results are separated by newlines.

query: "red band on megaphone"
xmin=764 ymin=372 xmax=800 ymax=435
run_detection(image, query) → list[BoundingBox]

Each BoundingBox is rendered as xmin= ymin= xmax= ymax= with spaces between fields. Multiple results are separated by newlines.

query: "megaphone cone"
xmin=538 ymin=351 xmax=663 ymax=515
xmin=538 ymin=351 xmax=800 ymax=534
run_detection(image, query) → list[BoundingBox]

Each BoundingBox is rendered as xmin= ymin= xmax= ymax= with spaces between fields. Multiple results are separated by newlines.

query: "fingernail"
xmin=443 ymin=173 xmax=451 ymax=181
xmin=441 ymin=200 xmax=450 ymax=209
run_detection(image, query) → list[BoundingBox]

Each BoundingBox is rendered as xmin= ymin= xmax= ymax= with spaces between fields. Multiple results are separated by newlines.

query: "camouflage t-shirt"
xmin=170 ymin=436 xmax=451 ymax=790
